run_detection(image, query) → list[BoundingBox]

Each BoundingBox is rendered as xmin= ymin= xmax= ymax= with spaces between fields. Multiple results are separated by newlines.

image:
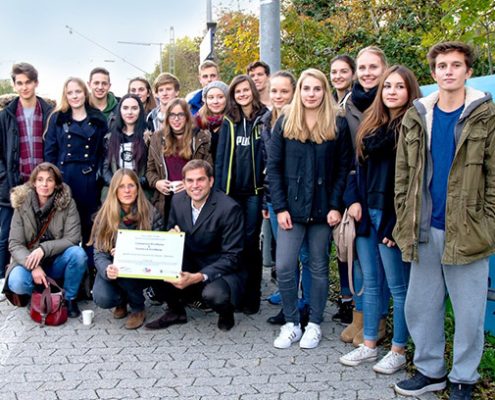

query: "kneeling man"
xmin=146 ymin=160 xmax=245 ymax=331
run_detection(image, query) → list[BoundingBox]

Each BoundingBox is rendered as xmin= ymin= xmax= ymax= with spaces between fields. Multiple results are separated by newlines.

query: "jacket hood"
xmin=10 ymin=183 xmax=73 ymax=210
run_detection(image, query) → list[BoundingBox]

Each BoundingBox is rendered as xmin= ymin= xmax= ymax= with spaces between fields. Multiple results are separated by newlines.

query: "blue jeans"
xmin=93 ymin=274 xmax=147 ymax=313
xmin=267 ymin=202 xmax=311 ymax=306
xmin=8 ymin=246 xmax=87 ymax=300
xmin=356 ymin=208 xmax=410 ymax=347
xmin=276 ymin=222 xmax=331 ymax=325
xmin=0 ymin=206 xmax=14 ymax=278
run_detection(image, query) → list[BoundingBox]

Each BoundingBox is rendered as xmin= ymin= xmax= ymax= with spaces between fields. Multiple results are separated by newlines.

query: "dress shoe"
xmin=67 ymin=300 xmax=81 ymax=318
xmin=113 ymin=304 xmax=128 ymax=319
xmin=125 ymin=310 xmax=146 ymax=330
xmin=145 ymin=307 xmax=187 ymax=330
xmin=217 ymin=311 xmax=235 ymax=331
xmin=267 ymin=309 xmax=286 ymax=325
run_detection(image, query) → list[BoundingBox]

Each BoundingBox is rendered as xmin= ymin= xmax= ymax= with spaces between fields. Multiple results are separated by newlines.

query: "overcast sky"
xmin=0 ymin=0 xmax=258 ymax=99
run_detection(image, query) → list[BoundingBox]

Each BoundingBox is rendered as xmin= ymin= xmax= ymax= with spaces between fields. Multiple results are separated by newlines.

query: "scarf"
xmin=119 ymin=206 xmax=139 ymax=229
xmin=195 ymin=113 xmax=224 ymax=131
xmin=351 ymin=82 xmax=378 ymax=113
xmin=16 ymin=100 xmax=44 ymax=182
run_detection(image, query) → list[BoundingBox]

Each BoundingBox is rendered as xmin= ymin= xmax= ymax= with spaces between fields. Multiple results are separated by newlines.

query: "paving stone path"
xmin=0 ymin=269 xmax=436 ymax=400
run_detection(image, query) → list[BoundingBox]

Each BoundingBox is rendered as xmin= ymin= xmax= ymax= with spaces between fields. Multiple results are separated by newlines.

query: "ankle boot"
xmin=340 ymin=310 xmax=363 ymax=343
xmin=352 ymin=317 xmax=387 ymax=347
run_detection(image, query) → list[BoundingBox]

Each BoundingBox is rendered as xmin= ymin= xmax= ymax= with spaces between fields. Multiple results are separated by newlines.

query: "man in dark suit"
xmin=145 ymin=160 xmax=245 ymax=331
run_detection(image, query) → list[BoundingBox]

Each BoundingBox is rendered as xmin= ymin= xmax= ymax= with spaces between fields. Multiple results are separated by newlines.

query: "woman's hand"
xmin=172 ymin=181 xmax=184 ymax=193
xmin=327 ymin=210 xmax=342 ymax=226
xmin=156 ymin=179 xmax=172 ymax=195
xmin=106 ymin=264 xmax=119 ymax=280
xmin=382 ymin=237 xmax=396 ymax=248
xmin=25 ymin=247 xmax=44 ymax=270
xmin=32 ymin=266 xmax=47 ymax=287
xmin=110 ymin=248 xmax=116 ymax=257
xmin=347 ymin=202 xmax=362 ymax=222
xmin=277 ymin=211 xmax=293 ymax=230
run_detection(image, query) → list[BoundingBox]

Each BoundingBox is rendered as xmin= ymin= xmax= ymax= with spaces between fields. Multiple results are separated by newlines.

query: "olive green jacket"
xmin=394 ymin=87 xmax=495 ymax=264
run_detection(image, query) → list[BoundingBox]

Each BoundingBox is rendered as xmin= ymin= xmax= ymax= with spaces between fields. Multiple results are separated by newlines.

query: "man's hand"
xmin=32 ymin=266 xmax=47 ymax=287
xmin=165 ymin=271 xmax=203 ymax=290
xmin=106 ymin=264 xmax=119 ymax=280
xmin=25 ymin=247 xmax=44 ymax=270
xmin=261 ymin=209 xmax=270 ymax=219
xmin=348 ymin=202 xmax=362 ymax=222
xmin=382 ymin=237 xmax=396 ymax=248
xmin=169 ymin=225 xmax=181 ymax=233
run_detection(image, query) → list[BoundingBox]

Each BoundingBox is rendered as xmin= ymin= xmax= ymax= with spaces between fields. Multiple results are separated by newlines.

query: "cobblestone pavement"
xmin=0 ymin=269 xmax=436 ymax=400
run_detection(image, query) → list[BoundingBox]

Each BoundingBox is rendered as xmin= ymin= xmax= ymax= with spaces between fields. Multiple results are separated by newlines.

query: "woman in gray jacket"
xmin=6 ymin=162 xmax=87 ymax=318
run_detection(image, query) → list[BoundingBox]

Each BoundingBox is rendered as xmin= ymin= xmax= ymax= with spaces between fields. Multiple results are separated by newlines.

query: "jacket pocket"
xmin=458 ymin=204 xmax=493 ymax=256
xmin=464 ymin=126 xmax=487 ymax=166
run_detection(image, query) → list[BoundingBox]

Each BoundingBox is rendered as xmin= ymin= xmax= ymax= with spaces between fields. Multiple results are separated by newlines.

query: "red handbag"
xmin=30 ymin=277 xmax=68 ymax=326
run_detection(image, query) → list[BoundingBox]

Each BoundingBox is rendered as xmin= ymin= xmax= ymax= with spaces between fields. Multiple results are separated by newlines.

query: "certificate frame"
xmin=113 ymin=229 xmax=184 ymax=280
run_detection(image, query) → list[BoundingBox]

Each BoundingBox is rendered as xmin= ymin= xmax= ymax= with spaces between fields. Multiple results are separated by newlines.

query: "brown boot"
xmin=340 ymin=310 xmax=363 ymax=343
xmin=113 ymin=304 xmax=128 ymax=319
xmin=352 ymin=318 xmax=387 ymax=347
xmin=125 ymin=310 xmax=146 ymax=330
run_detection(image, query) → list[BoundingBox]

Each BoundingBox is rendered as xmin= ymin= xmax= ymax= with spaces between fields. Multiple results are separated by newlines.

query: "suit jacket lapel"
xmin=191 ymin=192 xmax=216 ymax=233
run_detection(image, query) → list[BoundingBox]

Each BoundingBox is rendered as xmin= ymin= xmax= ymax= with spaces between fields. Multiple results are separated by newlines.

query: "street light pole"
xmin=117 ymin=41 xmax=165 ymax=73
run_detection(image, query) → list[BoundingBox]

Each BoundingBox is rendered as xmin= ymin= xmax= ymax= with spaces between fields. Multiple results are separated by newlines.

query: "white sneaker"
xmin=339 ymin=344 xmax=378 ymax=366
xmin=273 ymin=322 xmax=302 ymax=349
xmin=372 ymin=350 xmax=406 ymax=374
xmin=300 ymin=322 xmax=322 ymax=349
xmin=0 ymin=278 xmax=6 ymax=302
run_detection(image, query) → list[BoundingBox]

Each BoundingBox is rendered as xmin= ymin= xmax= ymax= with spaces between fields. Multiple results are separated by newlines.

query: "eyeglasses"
xmin=168 ymin=112 xmax=186 ymax=120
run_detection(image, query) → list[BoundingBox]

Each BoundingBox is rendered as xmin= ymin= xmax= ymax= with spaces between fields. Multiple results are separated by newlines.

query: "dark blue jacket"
xmin=268 ymin=116 xmax=352 ymax=224
xmin=188 ymin=89 xmax=203 ymax=116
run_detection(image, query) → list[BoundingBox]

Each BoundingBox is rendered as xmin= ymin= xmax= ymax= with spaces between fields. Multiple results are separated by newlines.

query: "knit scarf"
xmin=119 ymin=206 xmax=139 ymax=229
xmin=351 ymin=82 xmax=378 ymax=113
xmin=195 ymin=113 xmax=224 ymax=131
xmin=16 ymin=100 xmax=44 ymax=182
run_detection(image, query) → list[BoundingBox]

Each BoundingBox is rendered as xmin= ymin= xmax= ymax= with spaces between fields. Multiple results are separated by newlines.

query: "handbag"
xmin=30 ymin=277 xmax=68 ymax=326
xmin=332 ymin=209 xmax=363 ymax=296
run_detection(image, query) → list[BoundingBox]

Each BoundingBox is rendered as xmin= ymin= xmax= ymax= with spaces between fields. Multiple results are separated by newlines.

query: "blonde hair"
xmin=89 ymin=169 xmax=153 ymax=252
xmin=57 ymin=77 xmax=90 ymax=113
xmin=356 ymin=46 xmax=388 ymax=69
xmin=283 ymin=68 xmax=337 ymax=143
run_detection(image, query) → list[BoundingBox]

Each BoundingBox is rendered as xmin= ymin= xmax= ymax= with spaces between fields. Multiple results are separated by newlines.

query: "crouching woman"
xmin=89 ymin=169 xmax=163 ymax=329
xmin=6 ymin=162 xmax=87 ymax=318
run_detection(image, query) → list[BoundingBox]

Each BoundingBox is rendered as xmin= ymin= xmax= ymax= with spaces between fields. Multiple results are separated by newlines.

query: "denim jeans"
xmin=8 ymin=246 xmax=87 ymax=300
xmin=356 ymin=208 xmax=410 ymax=347
xmin=93 ymin=274 xmax=147 ymax=313
xmin=267 ymin=202 xmax=311 ymax=305
xmin=276 ymin=222 xmax=331 ymax=325
xmin=0 ymin=206 xmax=14 ymax=278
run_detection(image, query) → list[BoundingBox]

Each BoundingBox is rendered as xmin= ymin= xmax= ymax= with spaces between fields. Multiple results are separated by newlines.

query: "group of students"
xmin=0 ymin=39 xmax=493 ymax=400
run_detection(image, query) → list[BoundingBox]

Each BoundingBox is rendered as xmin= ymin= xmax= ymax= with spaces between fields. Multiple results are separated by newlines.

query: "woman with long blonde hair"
xmin=146 ymin=98 xmax=212 ymax=224
xmin=268 ymin=68 xmax=352 ymax=349
xmin=90 ymin=169 xmax=162 ymax=329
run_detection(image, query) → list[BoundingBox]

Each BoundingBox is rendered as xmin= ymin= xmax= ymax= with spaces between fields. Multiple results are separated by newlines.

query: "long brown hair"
xmin=89 ymin=169 xmax=153 ymax=252
xmin=226 ymin=75 xmax=264 ymax=123
xmin=355 ymin=65 xmax=421 ymax=160
xmin=161 ymin=98 xmax=193 ymax=159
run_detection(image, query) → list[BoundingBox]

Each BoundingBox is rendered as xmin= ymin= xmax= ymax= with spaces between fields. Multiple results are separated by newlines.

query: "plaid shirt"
xmin=16 ymin=99 xmax=44 ymax=182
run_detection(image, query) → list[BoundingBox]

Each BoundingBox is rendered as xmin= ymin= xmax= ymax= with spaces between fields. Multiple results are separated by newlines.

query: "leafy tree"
xmin=0 ymin=79 xmax=13 ymax=96
xmin=148 ymin=36 xmax=202 ymax=96
xmin=214 ymin=9 xmax=260 ymax=84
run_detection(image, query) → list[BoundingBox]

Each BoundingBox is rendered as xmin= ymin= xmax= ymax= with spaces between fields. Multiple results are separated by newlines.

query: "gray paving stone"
xmin=95 ymin=388 xmax=139 ymax=399
xmin=17 ymin=391 xmax=58 ymax=400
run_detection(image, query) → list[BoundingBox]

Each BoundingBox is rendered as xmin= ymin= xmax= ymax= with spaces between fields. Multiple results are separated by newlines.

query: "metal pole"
xmin=206 ymin=0 xmax=213 ymax=24
xmin=259 ymin=0 xmax=281 ymax=73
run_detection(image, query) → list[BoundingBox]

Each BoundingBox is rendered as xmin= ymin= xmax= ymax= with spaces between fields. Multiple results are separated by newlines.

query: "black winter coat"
xmin=0 ymin=97 xmax=53 ymax=206
xmin=268 ymin=116 xmax=352 ymax=224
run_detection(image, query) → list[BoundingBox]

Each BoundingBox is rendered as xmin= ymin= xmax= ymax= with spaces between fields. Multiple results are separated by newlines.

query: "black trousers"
xmin=152 ymin=277 xmax=232 ymax=314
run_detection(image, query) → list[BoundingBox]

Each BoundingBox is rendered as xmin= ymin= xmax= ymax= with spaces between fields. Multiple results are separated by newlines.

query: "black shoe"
xmin=67 ymin=300 xmax=81 ymax=319
xmin=242 ymin=302 xmax=260 ymax=315
xmin=217 ymin=311 xmax=235 ymax=331
xmin=449 ymin=383 xmax=474 ymax=400
xmin=394 ymin=371 xmax=447 ymax=397
xmin=145 ymin=307 xmax=187 ymax=330
xmin=267 ymin=309 xmax=285 ymax=325
xmin=332 ymin=299 xmax=353 ymax=325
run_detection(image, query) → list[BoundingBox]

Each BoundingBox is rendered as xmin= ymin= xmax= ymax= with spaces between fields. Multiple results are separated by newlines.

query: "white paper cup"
xmin=82 ymin=310 xmax=94 ymax=325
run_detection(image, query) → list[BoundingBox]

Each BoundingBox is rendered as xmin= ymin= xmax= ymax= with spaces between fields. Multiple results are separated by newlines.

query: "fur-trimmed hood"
xmin=10 ymin=183 xmax=73 ymax=210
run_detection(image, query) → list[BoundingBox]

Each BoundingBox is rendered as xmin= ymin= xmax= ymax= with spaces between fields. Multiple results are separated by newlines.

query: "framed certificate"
xmin=114 ymin=229 xmax=184 ymax=280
